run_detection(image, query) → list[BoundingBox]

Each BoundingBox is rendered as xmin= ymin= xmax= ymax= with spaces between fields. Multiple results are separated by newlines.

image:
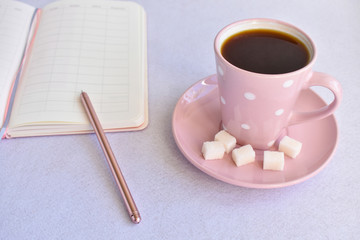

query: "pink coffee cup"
xmin=214 ymin=19 xmax=342 ymax=150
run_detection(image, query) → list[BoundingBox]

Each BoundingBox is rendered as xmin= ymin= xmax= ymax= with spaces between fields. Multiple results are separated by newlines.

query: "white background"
xmin=1 ymin=0 xmax=359 ymax=239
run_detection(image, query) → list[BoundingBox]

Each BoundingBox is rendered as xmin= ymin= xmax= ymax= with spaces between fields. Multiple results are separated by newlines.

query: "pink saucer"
xmin=172 ymin=75 xmax=338 ymax=188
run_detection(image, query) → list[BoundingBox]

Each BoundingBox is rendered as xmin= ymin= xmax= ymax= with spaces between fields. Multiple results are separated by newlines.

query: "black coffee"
xmin=221 ymin=29 xmax=310 ymax=74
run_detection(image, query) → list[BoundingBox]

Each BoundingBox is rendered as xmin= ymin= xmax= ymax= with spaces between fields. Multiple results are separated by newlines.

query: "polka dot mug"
xmin=214 ymin=19 xmax=342 ymax=150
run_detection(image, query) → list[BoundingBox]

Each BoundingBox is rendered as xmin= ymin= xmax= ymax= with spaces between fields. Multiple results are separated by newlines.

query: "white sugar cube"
xmin=202 ymin=141 xmax=225 ymax=160
xmin=232 ymin=144 xmax=255 ymax=167
xmin=214 ymin=130 xmax=237 ymax=153
xmin=263 ymin=151 xmax=284 ymax=171
xmin=279 ymin=136 xmax=302 ymax=158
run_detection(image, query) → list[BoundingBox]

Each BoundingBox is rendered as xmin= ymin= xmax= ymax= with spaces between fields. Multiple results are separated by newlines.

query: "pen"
xmin=80 ymin=91 xmax=141 ymax=224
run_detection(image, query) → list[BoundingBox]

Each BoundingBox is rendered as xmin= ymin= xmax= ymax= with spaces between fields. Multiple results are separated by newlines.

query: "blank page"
xmin=0 ymin=1 xmax=35 ymax=127
xmin=9 ymin=0 xmax=146 ymax=131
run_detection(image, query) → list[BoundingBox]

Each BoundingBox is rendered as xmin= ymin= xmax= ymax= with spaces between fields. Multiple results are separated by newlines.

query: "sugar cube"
xmin=232 ymin=144 xmax=255 ymax=167
xmin=279 ymin=136 xmax=302 ymax=158
xmin=202 ymin=141 xmax=225 ymax=160
xmin=263 ymin=151 xmax=284 ymax=171
xmin=214 ymin=130 xmax=237 ymax=153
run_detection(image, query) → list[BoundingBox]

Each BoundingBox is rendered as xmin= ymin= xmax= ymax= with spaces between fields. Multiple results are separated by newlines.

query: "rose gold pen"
xmin=80 ymin=91 xmax=141 ymax=224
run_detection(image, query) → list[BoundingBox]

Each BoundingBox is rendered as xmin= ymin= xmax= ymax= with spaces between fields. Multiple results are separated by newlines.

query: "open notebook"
xmin=0 ymin=0 xmax=148 ymax=138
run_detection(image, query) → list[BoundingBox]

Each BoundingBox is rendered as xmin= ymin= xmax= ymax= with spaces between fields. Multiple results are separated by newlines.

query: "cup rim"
xmin=214 ymin=18 xmax=317 ymax=77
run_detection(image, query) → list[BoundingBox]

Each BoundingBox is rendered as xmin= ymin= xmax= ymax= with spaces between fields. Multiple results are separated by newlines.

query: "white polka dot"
xmin=275 ymin=109 xmax=284 ymax=116
xmin=220 ymin=96 xmax=226 ymax=104
xmin=244 ymin=92 xmax=256 ymax=100
xmin=267 ymin=140 xmax=275 ymax=147
xmin=217 ymin=65 xmax=224 ymax=76
xmin=283 ymin=80 xmax=294 ymax=88
xmin=241 ymin=124 xmax=250 ymax=130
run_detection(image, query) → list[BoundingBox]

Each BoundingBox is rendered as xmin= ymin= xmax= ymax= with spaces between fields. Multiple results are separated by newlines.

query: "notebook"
xmin=0 ymin=0 xmax=148 ymax=139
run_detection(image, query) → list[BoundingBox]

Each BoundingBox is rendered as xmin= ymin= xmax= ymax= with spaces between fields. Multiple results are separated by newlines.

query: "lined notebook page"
xmin=9 ymin=0 xmax=146 ymax=130
xmin=0 ymin=1 xmax=35 ymax=127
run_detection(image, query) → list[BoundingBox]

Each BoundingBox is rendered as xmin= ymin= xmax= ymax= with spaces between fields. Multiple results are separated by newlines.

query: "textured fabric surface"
xmin=1 ymin=0 xmax=359 ymax=239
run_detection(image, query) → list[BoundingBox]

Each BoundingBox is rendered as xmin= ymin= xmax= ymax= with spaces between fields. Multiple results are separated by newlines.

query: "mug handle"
xmin=288 ymin=71 xmax=342 ymax=125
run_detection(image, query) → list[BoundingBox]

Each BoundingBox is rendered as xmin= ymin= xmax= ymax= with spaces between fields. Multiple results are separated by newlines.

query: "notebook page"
xmin=9 ymin=0 xmax=146 ymax=130
xmin=0 ymin=1 xmax=35 ymax=127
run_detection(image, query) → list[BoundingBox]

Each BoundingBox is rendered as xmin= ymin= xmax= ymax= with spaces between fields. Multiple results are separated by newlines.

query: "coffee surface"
xmin=221 ymin=29 xmax=310 ymax=74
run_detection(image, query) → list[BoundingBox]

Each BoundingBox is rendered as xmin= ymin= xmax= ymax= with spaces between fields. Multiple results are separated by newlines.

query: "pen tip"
xmin=131 ymin=212 xmax=141 ymax=224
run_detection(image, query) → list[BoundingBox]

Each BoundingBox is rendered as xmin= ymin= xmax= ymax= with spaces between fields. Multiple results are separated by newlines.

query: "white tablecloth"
xmin=1 ymin=0 xmax=359 ymax=239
